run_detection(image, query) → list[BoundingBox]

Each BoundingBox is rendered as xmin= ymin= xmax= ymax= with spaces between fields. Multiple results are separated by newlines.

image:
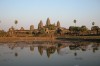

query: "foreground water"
xmin=0 ymin=40 xmax=100 ymax=66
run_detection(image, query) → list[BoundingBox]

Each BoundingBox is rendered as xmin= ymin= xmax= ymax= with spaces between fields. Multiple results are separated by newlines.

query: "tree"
xmin=15 ymin=20 xmax=18 ymax=30
xmin=91 ymin=22 xmax=99 ymax=35
xmin=80 ymin=25 xmax=88 ymax=32
xmin=73 ymin=19 xmax=77 ymax=26
xmin=69 ymin=26 xmax=81 ymax=35
xmin=92 ymin=22 xmax=95 ymax=26
xmin=91 ymin=26 xmax=99 ymax=34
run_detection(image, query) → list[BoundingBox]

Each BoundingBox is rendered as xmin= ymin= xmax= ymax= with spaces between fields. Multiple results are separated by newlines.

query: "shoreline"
xmin=0 ymin=37 xmax=55 ymax=43
xmin=56 ymin=36 xmax=100 ymax=42
xmin=0 ymin=36 xmax=100 ymax=43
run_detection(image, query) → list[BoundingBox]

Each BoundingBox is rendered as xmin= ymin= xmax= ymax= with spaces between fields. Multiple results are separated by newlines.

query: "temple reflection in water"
xmin=0 ymin=41 xmax=100 ymax=66
xmin=3 ymin=41 xmax=100 ymax=58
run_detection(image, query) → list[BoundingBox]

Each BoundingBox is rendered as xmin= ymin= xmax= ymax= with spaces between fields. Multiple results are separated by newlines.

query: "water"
xmin=0 ymin=41 xmax=100 ymax=66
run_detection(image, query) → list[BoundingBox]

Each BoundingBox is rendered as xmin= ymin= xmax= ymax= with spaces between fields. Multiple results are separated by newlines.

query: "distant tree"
xmin=91 ymin=26 xmax=99 ymax=34
xmin=73 ymin=19 xmax=77 ymax=26
xmin=80 ymin=25 xmax=88 ymax=32
xmin=15 ymin=20 xmax=18 ymax=30
xmin=92 ymin=22 xmax=95 ymax=26
xmin=91 ymin=22 xmax=99 ymax=35
xmin=69 ymin=26 xmax=81 ymax=35
xmin=69 ymin=26 xmax=74 ymax=33
xmin=74 ymin=27 xmax=81 ymax=32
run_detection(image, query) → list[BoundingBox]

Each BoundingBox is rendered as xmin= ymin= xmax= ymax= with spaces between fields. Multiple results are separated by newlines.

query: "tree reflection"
xmin=74 ymin=52 xmax=77 ymax=56
xmin=92 ymin=43 xmax=99 ymax=53
xmin=5 ymin=41 xmax=100 ymax=58
xmin=15 ymin=52 xmax=18 ymax=57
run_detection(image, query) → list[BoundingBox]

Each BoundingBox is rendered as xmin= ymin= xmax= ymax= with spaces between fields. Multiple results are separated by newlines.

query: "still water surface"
xmin=0 ymin=41 xmax=100 ymax=66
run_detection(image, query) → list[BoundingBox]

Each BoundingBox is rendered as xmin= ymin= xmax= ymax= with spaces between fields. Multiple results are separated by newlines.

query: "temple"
xmin=0 ymin=18 xmax=100 ymax=37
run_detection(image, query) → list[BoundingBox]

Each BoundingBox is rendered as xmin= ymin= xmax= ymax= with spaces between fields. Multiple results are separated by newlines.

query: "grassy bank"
xmin=56 ymin=36 xmax=100 ymax=41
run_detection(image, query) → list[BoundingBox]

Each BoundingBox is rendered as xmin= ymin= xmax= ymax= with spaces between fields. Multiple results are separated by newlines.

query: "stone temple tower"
xmin=30 ymin=25 xmax=34 ymax=31
xmin=46 ymin=18 xmax=50 ymax=26
xmin=57 ymin=21 xmax=60 ymax=28
xmin=38 ymin=20 xmax=43 ymax=29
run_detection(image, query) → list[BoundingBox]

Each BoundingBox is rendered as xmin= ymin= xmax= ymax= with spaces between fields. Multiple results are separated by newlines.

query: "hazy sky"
xmin=0 ymin=0 xmax=100 ymax=31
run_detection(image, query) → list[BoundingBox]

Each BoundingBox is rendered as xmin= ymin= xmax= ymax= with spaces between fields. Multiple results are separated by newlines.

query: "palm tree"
xmin=92 ymin=22 xmax=95 ymax=26
xmin=73 ymin=19 xmax=76 ymax=26
xmin=91 ymin=26 xmax=99 ymax=35
xmin=15 ymin=20 xmax=18 ymax=30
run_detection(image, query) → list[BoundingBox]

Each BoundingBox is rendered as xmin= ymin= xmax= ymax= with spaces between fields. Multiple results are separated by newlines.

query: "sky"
xmin=0 ymin=0 xmax=100 ymax=31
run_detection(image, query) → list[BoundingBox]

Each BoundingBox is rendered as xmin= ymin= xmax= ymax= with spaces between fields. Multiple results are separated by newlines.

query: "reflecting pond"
xmin=0 ymin=40 xmax=100 ymax=66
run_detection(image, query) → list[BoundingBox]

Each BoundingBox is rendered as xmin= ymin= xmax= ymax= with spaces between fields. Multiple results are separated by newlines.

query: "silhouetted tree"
xmin=91 ymin=26 xmax=99 ymax=34
xmin=92 ymin=22 xmax=95 ymax=26
xmin=80 ymin=25 xmax=88 ymax=32
xmin=69 ymin=26 xmax=81 ymax=35
xmin=15 ymin=20 xmax=18 ymax=30
xmin=73 ymin=19 xmax=76 ymax=26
